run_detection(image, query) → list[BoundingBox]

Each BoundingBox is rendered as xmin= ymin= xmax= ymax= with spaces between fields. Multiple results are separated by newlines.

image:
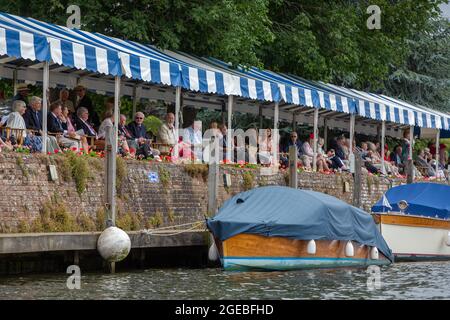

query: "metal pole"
xmin=323 ymin=118 xmax=328 ymax=151
xmin=436 ymin=129 xmax=440 ymax=179
xmin=174 ymin=87 xmax=181 ymax=159
xmin=13 ymin=68 xmax=18 ymax=96
xmin=207 ymin=136 xmax=219 ymax=216
xmin=227 ymin=95 xmax=233 ymax=163
xmin=259 ymin=105 xmax=263 ymax=130
xmin=381 ymin=121 xmax=386 ymax=175
xmin=42 ymin=62 xmax=49 ymax=154
xmin=289 ymin=145 xmax=298 ymax=189
xmin=312 ymin=108 xmax=319 ymax=172
xmin=132 ymin=84 xmax=138 ymax=117
xmin=106 ymin=75 xmax=121 ymax=227
xmin=273 ymin=102 xmax=279 ymax=168
xmin=349 ymin=114 xmax=355 ymax=173
xmin=292 ymin=112 xmax=297 ymax=132
xmin=105 ymin=126 xmax=114 ymax=227
xmin=408 ymin=125 xmax=414 ymax=183
xmin=349 ymin=114 xmax=355 ymax=159
xmin=409 ymin=126 xmax=414 ymax=160
xmin=113 ymin=76 xmax=120 ymax=155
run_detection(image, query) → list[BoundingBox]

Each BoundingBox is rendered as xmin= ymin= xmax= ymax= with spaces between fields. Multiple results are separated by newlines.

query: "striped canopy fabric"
xmin=202 ymin=56 xmax=357 ymax=114
xmin=0 ymin=13 xmax=122 ymax=77
xmin=0 ymin=12 xmax=280 ymax=102
xmin=321 ymin=83 xmax=443 ymax=129
xmin=0 ymin=26 xmax=49 ymax=62
xmin=96 ymin=37 xmax=281 ymax=101
xmin=0 ymin=11 xmax=448 ymax=130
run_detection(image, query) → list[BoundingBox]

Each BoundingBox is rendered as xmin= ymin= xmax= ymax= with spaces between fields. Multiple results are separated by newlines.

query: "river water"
xmin=1 ymin=261 xmax=449 ymax=299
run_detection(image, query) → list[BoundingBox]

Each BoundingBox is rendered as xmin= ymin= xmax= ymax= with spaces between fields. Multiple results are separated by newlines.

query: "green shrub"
xmin=184 ymin=163 xmax=209 ymax=181
xmin=242 ymin=171 xmax=255 ymax=191
xmin=116 ymin=156 xmax=127 ymax=193
xmin=159 ymin=166 xmax=171 ymax=189
xmin=143 ymin=115 xmax=163 ymax=137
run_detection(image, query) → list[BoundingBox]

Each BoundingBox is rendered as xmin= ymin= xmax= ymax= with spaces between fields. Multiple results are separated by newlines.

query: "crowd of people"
xmin=0 ymin=85 xmax=162 ymax=159
xmin=280 ymin=128 xmax=449 ymax=178
xmin=0 ymin=85 xmax=449 ymax=180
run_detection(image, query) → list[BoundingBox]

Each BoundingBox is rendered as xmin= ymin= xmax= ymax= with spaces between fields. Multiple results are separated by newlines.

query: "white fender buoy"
xmin=446 ymin=232 xmax=450 ymax=247
xmin=208 ymin=235 xmax=219 ymax=261
xmin=370 ymin=247 xmax=379 ymax=260
xmin=307 ymin=240 xmax=316 ymax=255
xmin=97 ymin=226 xmax=131 ymax=262
xmin=345 ymin=241 xmax=354 ymax=257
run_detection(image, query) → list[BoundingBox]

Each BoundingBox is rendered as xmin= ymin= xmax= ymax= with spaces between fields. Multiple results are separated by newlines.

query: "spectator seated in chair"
xmin=59 ymin=105 xmax=89 ymax=153
xmin=6 ymin=100 xmax=43 ymax=152
xmin=126 ymin=112 xmax=160 ymax=159
xmin=98 ymin=111 xmax=130 ymax=155
xmin=157 ymin=112 xmax=176 ymax=155
xmin=47 ymin=101 xmax=80 ymax=151
xmin=23 ymin=96 xmax=59 ymax=153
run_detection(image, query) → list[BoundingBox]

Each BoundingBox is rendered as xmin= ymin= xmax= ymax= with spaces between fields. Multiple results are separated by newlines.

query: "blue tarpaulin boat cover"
xmin=372 ymin=183 xmax=450 ymax=220
xmin=207 ymin=186 xmax=393 ymax=261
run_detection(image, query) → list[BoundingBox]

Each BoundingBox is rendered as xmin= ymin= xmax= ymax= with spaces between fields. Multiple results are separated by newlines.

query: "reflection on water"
xmin=1 ymin=261 xmax=450 ymax=300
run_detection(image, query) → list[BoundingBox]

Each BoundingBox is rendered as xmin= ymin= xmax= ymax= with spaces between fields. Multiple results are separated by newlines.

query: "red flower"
xmin=54 ymin=149 xmax=59 ymax=154
xmin=47 ymin=152 xmax=51 ymax=155
xmin=71 ymin=147 xmax=77 ymax=151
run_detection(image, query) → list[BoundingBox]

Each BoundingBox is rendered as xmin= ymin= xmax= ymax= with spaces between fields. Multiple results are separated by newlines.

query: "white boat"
xmin=371 ymin=183 xmax=450 ymax=261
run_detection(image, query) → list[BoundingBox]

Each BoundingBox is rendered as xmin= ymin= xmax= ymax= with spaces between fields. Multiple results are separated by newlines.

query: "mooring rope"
xmin=140 ymin=221 xmax=206 ymax=237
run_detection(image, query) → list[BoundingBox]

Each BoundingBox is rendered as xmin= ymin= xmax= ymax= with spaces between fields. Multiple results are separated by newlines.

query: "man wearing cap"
xmin=13 ymin=83 xmax=30 ymax=106
xmin=74 ymin=85 xmax=100 ymax=128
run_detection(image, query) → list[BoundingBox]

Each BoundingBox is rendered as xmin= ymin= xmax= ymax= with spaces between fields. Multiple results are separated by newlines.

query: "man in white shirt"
xmin=183 ymin=120 xmax=203 ymax=161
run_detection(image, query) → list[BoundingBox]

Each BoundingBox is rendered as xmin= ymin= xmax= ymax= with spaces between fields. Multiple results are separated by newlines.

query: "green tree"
xmin=0 ymin=0 xmax=447 ymax=103
xmin=0 ymin=0 xmax=273 ymax=68
xmin=385 ymin=18 xmax=450 ymax=112
xmin=262 ymin=0 xmax=445 ymax=90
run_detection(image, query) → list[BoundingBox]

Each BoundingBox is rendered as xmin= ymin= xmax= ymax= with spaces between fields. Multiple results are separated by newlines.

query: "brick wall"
xmin=0 ymin=152 xmax=444 ymax=233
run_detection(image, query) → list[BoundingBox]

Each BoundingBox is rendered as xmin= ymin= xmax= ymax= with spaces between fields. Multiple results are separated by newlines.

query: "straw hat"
xmin=16 ymin=83 xmax=30 ymax=92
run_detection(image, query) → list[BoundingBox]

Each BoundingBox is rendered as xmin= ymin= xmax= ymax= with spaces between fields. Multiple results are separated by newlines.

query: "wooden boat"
xmin=371 ymin=183 xmax=450 ymax=261
xmin=207 ymin=186 xmax=393 ymax=271
xmin=216 ymin=234 xmax=390 ymax=271
xmin=372 ymin=213 xmax=450 ymax=261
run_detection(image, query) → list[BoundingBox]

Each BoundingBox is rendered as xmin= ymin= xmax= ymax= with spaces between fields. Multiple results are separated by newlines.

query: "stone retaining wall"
xmin=0 ymin=152 xmax=440 ymax=233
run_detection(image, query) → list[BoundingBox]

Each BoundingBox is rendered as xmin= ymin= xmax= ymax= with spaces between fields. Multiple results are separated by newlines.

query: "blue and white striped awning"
xmin=200 ymin=56 xmax=357 ymax=114
xmin=0 ymin=25 xmax=49 ymax=62
xmin=0 ymin=11 xmax=281 ymax=103
xmin=321 ymin=82 xmax=444 ymax=129
xmin=0 ymin=13 xmax=122 ymax=77
xmin=0 ymin=11 xmax=448 ymax=129
xmin=94 ymin=38 xmax=280 ymax=101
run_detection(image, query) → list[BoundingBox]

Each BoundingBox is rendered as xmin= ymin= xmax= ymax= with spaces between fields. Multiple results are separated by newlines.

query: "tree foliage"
xmin=0 ymin=0 xmax=448 ymax=109
xmin=385 ymin=18 xmax=450 ymax=112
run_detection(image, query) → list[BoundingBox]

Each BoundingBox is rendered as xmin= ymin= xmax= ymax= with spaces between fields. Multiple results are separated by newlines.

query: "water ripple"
xmin=0 ymin=262 xmax=450 ymax=299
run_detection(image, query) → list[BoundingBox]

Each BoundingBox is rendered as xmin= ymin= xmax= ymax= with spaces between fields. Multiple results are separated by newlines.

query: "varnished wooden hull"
xmin=372 ymin=213 xmax=450 ymax=261
xmin=219 ymin=234 xmax=390 ymax=271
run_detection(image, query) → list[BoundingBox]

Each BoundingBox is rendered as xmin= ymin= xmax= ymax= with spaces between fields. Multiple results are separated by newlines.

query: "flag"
xmin=382 ymin=195 xmax=392 ymax=211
